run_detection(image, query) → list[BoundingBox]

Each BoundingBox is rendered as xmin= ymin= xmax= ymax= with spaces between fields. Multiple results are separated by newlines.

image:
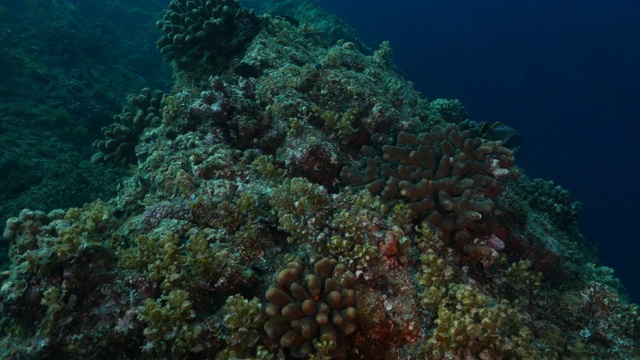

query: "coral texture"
xmin=156 ymin=0 xmax=261 ymax=66
xmin=427 ymin=98 xmax=469 ymax=124
xmin=92 ymin=88 xmax=165 ymax=164
xmin=341 ymin=124 xmax=519 ymax=266
xmin=264 ymin=258 xmax=357 ymax=358
xmin=516 ymin=175 xmax=581 ymax=228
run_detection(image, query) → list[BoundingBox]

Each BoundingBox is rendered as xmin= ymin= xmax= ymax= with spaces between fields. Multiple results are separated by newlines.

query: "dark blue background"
xmin=321 ymin=0 xmax=640 ymax=302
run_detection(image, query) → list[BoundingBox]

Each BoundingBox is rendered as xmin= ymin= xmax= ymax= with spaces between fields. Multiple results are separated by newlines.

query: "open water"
xmin=321 ymin=0 xmax=640 ymax=302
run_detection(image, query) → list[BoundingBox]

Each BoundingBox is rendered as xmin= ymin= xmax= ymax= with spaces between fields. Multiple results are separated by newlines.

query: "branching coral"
xmin=0 ymin=203 xmax=149 ymax=359
xmin=269 ymin=177 xmax=333 ymax=244
xmin=326 ymin=190 xmax=408 ymax=269
xmin=117 ymin=228 xmax=239 ymax=294
xmin=341 ymin=124 xmax=519 ymax=266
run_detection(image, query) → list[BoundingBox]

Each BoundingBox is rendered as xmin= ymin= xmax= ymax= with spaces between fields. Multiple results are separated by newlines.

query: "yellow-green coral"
xmin=252 ymin=154 xmax=286 ymax=179
xmin=309 ymin=334 xmax=338 ymax=360
xmin=118 ymin=229 xmax=233 ymax=293
xmin=321 ymin=190 xmax=416 ymax=268
xmin=217 ymin=295 xmax=266 ymax=358
xmin=324 ymin=191 xmax=388 ymax=267
xmin=55 ymin=201 xmax=119 ymax=258
xmin=414 ymin=222 xmax=456 ymax=311
xmin=270 ymin=177 xmax=332 ymax=243
xmin=183 ymin=230 xmax=233 ymax=284
xmin=326 ymin=234 xmax=377 ymax=269
xmin=416 ymin=248 xmax=455 ymax=312
xmin=426 ymin=283 xmax=540 ymax=358
xmin=137 ymin=289 xmax=201 ymax=356
xmin=502 ymin=260 xmax=543 ymax=298
xmin=410 ymin=222 xmax=545 ymax=358
xmin=119 ymin=231 xmax=187 ymax=291
xmin=41 ymin=286 xmax=77 ymax=336
xmin=387 ymin=202 xmax=413 ymax=229
xmin=216 ymin=191 xmax=261 ymax=231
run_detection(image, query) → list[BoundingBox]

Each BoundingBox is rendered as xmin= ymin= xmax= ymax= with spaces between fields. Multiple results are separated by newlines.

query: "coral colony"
xmin=1 ymin=0 xmax=638 ymax=359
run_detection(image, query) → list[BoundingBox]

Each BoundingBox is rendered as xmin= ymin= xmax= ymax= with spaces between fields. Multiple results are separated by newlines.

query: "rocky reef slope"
xmin=1 ymin=1 xmax=638 ymax=359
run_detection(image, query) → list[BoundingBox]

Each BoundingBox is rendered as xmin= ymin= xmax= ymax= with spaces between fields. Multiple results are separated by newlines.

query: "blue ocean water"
xmin=321 ymin=0 xmax=640 ymax=302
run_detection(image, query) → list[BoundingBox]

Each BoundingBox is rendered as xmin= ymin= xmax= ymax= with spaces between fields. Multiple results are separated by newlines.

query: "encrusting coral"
xmin=1 ymin=0 xmax=638 ymax=359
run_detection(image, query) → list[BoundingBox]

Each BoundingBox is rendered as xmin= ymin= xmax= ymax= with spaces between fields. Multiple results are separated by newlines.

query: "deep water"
xmin=320 ymin=0 xmax=640 ymax=302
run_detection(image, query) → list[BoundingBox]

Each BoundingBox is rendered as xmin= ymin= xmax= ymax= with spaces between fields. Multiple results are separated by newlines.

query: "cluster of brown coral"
xmin=264 ymin=258 xmax=357 ymax=358
xmin=156 ymin=0 xmax=261 ymax=66
xmin=514 ymin=175 xmax=581 ymax=228
xmin=341 ymin=124 xmax=519 ymax=266
xmin=92 ymin=88 xmax=165 ymax=164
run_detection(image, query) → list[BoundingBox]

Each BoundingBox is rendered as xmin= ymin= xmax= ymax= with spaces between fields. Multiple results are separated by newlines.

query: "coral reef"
xmin=218 ymin=294 xmax=265 ymax=358
xmin=0 ymin=204 xmax=148 ymax=358
xmin=1 ymin=1 xmax=638 ymax=359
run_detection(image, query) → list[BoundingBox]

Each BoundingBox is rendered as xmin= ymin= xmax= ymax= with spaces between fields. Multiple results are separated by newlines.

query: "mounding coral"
xmin=1 ymin=1 xmax=638 ymax=359
xmin=92 ymin=88 xmax=165 ymax=164
xmin=264 ymin=257 xmax=357 ymax=358
xmin=156 ymin=0 xmax=261 ymax=67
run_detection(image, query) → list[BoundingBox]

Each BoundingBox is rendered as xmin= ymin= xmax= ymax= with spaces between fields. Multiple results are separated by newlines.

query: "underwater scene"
xmin=0 ymin=0 xmax=638 ymax=358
